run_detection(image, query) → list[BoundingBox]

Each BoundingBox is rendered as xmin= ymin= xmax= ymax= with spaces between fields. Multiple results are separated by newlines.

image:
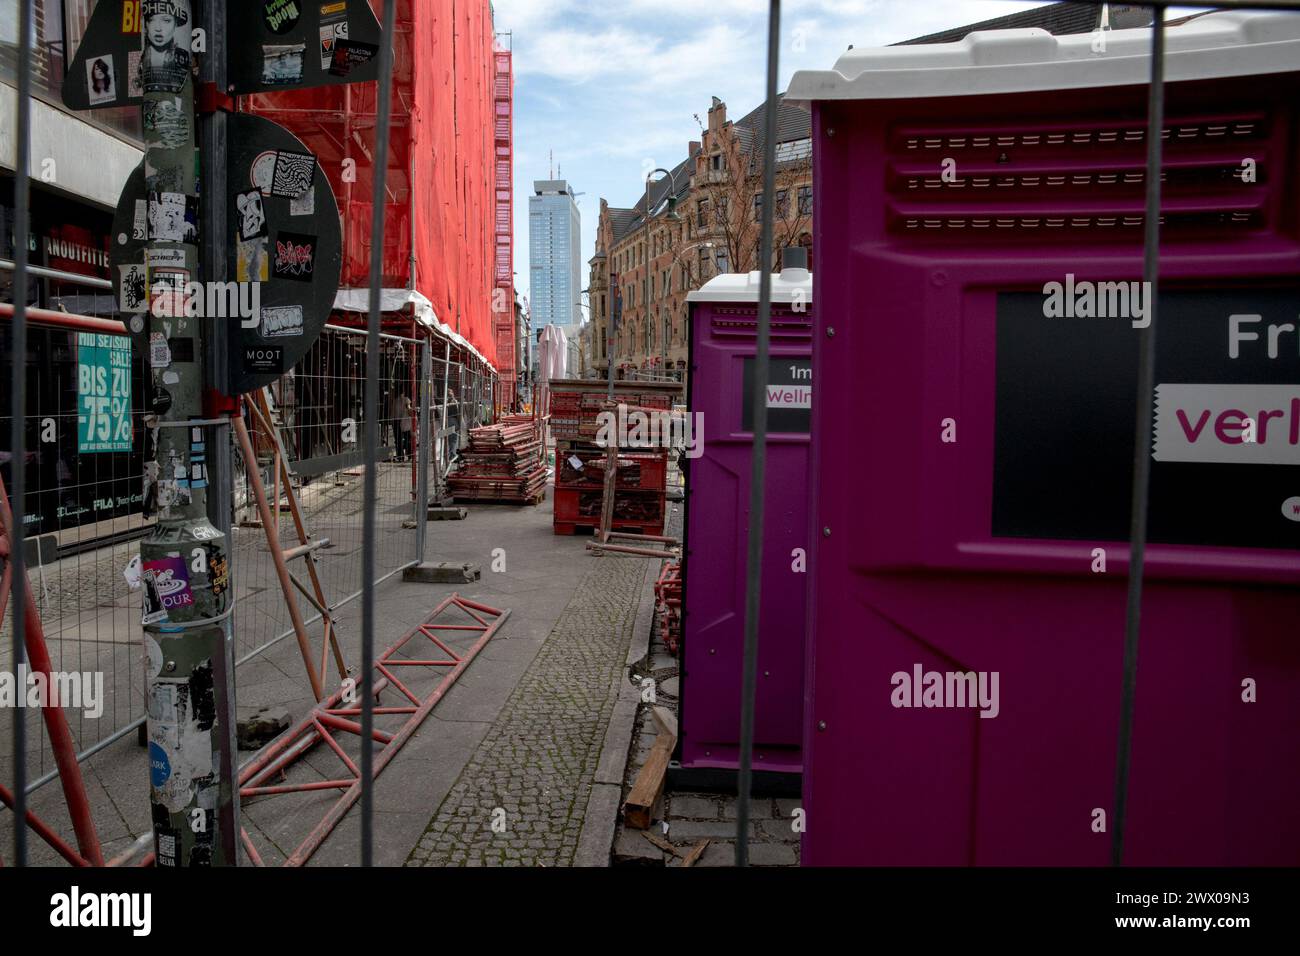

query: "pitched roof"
xmin=621 ymin=149 xmax=699 ymax=236
xmin=608 ymin=207 xmax=639 ymax=245
xmin=733 ymin=94 xmax=812 ymax=150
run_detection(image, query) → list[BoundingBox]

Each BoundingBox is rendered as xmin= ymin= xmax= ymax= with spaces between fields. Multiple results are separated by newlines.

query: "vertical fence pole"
xmin=8 ymin=0 xmax=34 ymax=868
xmin=1112 ymin=6 xmax=1166 ymax=868
xmin=415 ymin=338 xmax=432 ymax=562
xmin=199 ymin=0 xmax=242 ymax=864
xmin=361 ymin=0 xmax=399 ymax=868
xmin=736 ymin=0 xmax=781 ymax=868
xmin=440 ymin=347 xmax=451 ymax=498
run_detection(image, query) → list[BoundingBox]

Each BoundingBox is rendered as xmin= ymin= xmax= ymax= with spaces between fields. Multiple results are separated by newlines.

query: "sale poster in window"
xmin=78 ymin=332 xmax=134 ymax=454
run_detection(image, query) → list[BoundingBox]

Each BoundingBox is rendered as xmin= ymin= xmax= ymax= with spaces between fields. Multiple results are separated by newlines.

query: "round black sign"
xmin=263 ymin=0 xmax=302 ymax=35
xmin=110 ymin=114 xmax=342 ymax=396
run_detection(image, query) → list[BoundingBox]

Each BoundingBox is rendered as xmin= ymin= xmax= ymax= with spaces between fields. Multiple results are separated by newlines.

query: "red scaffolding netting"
xmin=492 ymin=47 xmax=515 ymax=409
xmin=242 ymin=0 xmax=506 ymax=368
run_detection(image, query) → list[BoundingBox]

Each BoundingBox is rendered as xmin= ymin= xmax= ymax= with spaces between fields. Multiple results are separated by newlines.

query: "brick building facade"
xmin=590 ymin=96 xmax=813 ymax=380
xmin=588 ymin=3 xmax=1134 ymax=382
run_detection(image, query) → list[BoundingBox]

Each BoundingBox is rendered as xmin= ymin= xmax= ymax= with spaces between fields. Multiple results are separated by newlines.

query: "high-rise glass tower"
xmin=528 ymin=180 xmax=582 ymax=329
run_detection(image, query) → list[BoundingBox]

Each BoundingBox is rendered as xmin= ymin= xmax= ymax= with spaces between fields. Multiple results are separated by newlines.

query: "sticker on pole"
xmin=61 ymin=0 xmax=148 ymax=111
xmin=229 ymin=0 xmax=383 ymax=93
xmin=149 ymin=740 xmax=172 ymax=788
xmin=64 ymin=0 xmax=379 ymax=110
xmin=142 ymin=554 xmax=193 ymax=624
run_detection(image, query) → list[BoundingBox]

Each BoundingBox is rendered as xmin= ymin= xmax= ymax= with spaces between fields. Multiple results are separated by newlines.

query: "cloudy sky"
xmin=491 ymin=0 xmax=1049 ymax=316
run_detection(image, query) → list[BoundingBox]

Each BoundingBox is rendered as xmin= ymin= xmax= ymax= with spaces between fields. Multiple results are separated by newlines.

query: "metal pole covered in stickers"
xmin=138 ymin=0 xmax=239 ymax=868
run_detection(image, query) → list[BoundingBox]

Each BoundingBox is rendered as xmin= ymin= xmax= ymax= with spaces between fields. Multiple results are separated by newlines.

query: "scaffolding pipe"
xmin=8 ymin=0 xmax=34 ymax=868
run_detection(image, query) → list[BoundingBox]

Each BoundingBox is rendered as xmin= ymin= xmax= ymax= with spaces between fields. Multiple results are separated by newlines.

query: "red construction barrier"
xmin=234 ymin=594 xmax=509 ymax=867
xmin=0 ymin=473 xmax=104 ymax=867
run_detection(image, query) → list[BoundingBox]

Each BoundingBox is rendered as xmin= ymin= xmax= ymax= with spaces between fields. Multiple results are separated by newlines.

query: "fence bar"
xmin=361 ymin=0 xmax=400 ymax=869
xmin=1112 ymin=5 xmax=1166 ymax=868
xmin=736 ymin=0 xmax=781 ymax=868
xmin=0 ymin=303 xmax=126 ymax=334
xmin=8 ymin=0 xmax=35 ymax=868
xmin=0 ymin=259 xmax=114 ymax=290
xmin=415 ymin=338 xmax=432 ymax=560
xmin=200 ymin=0 xmax=241 ymax=863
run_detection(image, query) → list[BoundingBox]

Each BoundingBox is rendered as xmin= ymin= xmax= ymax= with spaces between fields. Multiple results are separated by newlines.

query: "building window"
xmin=774 ymin=138 xmax=813 ymax=164
xmin=776 ymin=190 xmax=789 ymax=219
xmin=711 ymin=153 xmax=722 ymax=171
xmin=798 ymin=185 xmax=813 ymax=216
xmin=753 ymin=194 xmax=763 ymax=221
xmin=699 ymin=247 xmax=712 ymax=280
xmin=697 ymin=200 xmax=710 ymax=228
xmin=716 ymin=247 xmax=729 ymax=274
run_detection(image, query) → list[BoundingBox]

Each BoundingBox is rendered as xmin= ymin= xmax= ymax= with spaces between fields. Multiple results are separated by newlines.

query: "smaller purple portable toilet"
xmin=674 ymin=250 xmax=813 ymax=789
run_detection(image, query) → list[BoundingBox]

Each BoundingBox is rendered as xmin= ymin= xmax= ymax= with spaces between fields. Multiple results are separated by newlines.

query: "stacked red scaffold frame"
xmin=447 ymin=415 xmax=547 ymax=504
xmin=549 ymin=380 xmax=681 ymax=538
xmin=654 ymin=559 xmax=682 ymax=655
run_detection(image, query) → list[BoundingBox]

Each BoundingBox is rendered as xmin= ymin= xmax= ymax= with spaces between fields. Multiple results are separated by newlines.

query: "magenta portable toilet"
xmin=675 ymin=253 xmax=813 ymax=787
xmin=788 ymin=12 xmax=1300 ymax=865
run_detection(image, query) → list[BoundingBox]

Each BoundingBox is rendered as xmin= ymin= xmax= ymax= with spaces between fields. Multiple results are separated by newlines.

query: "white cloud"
xmin=522 ymin=26 xmax=656 ymax=83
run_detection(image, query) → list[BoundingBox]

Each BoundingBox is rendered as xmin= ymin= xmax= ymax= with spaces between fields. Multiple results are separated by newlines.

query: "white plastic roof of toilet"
xmin=686 ymin=268 xmax=813 ymax=305
xmin=785 ymin=11 xmax=1300 ymax=104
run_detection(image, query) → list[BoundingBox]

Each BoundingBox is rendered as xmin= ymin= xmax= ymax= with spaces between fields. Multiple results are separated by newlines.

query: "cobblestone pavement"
xmin=407 ymin=551 xmax=649 ymax=867
xmin=612 ymin=498 xmax=803 ymax=867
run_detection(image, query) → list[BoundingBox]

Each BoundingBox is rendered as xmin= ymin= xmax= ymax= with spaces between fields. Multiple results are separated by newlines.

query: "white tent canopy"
xmin=332 ymin=287 xmax=497 ymax=372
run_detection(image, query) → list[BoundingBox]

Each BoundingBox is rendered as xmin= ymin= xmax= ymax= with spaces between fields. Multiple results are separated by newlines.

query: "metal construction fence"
xmin=4 ymin=0 xmax=1278 ymax=870
xmin=0 ymin=320 xmax=493 ymax=816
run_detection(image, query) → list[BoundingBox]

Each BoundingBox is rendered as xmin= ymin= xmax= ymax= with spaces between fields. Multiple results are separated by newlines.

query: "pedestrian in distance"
xmin=389 ymin=390 xmax=413 ymax=461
